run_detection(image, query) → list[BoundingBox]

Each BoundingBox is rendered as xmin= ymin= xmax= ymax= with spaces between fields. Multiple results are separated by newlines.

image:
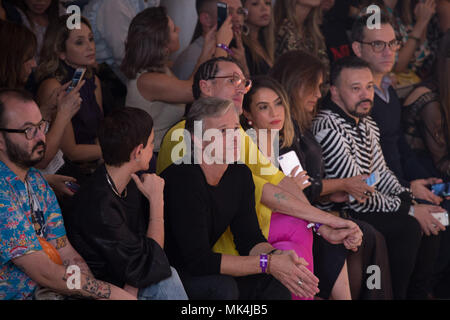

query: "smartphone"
xmin=432 ymin=212 xmax=449 ymax=227
xmin=65 ymin=181 xmax=80 ymax=193
xmin=365 ymin=171 xmax=380 ymax=187
xmin=431 ymin=183 xmax=450 ymax=197
xmin=278 ymin=151 xmax=308 ymax=184
xmin=349 ymin=171 xmax=380 ymax=202
xmin=66 ymin=67 xmax=86 ymax=93
xmin=217 ymin=2 xmax=228 ymax=30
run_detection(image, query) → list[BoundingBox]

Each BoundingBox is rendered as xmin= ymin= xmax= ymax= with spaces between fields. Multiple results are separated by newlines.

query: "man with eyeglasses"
xmin=173 ymin=0 xmax=250 ymax=80
xmin=157 ymin=57 xmax=363 ymax=292
xmin=0 ymin=89 xmax=135 ymax=300
xmin=351 ymin=14 xmax=447 ymax=299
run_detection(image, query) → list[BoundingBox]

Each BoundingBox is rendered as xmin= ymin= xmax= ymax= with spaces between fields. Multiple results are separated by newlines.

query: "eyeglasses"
xmin=210 ymin=72 xmax=253 ymax=92
xmin=358 ymin=39 xmax=401 ymax=53
xmin=0 ymin=120 xmax=50 ymax=140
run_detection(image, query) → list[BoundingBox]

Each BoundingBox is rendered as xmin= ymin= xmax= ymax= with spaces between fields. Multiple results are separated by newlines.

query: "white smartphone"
xmin=278 ymin=151 xmax=307 ymax=184
xmin=432 ymin=212 xmax=449 ymax=227
xmin=67 ymin=67 xmax=86 ymax=93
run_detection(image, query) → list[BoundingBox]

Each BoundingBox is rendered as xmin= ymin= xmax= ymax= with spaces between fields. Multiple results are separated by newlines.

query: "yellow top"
xmin=157 ymin=120 xmax=285 ymax=255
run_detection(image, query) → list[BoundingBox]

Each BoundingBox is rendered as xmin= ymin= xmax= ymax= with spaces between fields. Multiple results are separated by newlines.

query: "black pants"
xmin=179 ymin=273 xmax=291 ymax=300
xmin=346 ymin=218 xmax=393 ymax=300
xmin=349 ymin=211 xmax=440 ymax=299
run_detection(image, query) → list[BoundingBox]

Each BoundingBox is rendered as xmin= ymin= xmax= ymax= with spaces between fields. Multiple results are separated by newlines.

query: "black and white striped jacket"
xmin=312 ymin=99 xmax=408 ymax=213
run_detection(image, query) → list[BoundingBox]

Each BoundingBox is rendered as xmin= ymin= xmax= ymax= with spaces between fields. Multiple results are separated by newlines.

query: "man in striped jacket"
xmin=312 ymin=56 xmax=445 ymax=300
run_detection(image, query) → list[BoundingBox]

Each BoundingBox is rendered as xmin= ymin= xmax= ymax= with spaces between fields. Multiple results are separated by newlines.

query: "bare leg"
xmin=329 ymin=261 xmax=352 ymax=300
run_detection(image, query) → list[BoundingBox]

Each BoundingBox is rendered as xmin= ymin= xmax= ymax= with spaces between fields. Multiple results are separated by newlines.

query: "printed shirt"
xmin=0 ymin=162 xmax=66 ymax=300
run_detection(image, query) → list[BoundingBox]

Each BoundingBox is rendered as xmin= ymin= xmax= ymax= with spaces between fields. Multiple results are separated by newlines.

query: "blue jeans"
xmin=138 ymin=267 xmax=188 ymax=300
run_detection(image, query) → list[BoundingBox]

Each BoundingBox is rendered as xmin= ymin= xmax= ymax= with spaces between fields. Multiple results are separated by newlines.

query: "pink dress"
xmin=268 ymin=212 xmax=314 ymax=300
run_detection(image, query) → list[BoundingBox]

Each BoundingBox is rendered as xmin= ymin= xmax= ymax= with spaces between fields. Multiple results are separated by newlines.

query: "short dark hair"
xmin=0 ymin=88 xmax=35 ymax=127
xmin=98 ymin=107 xmax=154 ymax=166
xmin=351 ymin=13 xmax=392 ymax=43
xmin=192 ymin=56 xmax=243 ymax=100
xmin=330 ymin=56 xmax=372 ymax=86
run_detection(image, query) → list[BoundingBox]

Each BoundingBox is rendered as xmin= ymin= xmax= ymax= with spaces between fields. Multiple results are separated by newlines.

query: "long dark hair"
xmin=0 ymin=20 xmax=37 ymax=88
xmin=270 ymin=50 xmax=326 ymax=133
xmin=121 ymin=7 xmax=170 ymax=79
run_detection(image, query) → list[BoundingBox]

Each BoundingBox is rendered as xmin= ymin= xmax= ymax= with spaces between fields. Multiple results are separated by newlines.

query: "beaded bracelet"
xmin=216 ymin=43 xmax=233 ymax=55
xmin=307 ymin=223 xmax=323 ymax=236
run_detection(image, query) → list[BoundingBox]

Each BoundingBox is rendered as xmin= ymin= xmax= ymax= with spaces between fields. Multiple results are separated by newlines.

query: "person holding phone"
xmin=0 ymin=20 xmax=82 ymax=197
xmin=242 ymin=73 xmax=392 ymax=300
xmin=36 ymin=15 xmax=103 ymax=185
xmin=173 ymin=0 xmax=250 ymax=80
xmin=122 ymin=6 xmax=232 ymax=168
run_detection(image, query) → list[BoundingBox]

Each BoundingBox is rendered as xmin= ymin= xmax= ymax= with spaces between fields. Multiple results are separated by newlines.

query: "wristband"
xmin=307 ymin=223 xmax=323 ymax=236
xmin=260 ymin=254 xmax=268 ymax=273
xmin=409 ymin=35 xmax=420 ymax=42
xmin=216 ymin=43 xmax=233 ymax=55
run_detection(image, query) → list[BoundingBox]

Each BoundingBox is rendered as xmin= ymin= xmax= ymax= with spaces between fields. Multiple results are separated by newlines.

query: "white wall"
xmin=162 ymin=0 xmax=198 ymax=60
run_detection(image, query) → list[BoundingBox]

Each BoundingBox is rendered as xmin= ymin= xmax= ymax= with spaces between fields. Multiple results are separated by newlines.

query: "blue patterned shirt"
xmin=0 ymin=162 xmax=66 ymax=300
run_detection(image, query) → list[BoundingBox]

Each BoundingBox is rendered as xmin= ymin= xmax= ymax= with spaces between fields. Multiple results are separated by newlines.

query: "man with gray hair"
xmin=162 ymin=96 xmax=319 ymax=300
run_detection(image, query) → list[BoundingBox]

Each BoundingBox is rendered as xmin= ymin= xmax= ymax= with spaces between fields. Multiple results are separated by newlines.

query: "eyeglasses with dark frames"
xmin=0 ymin=120 xmax=50 ymax=140
xmin=358 ymin=39 xmax=401 ymax=53
xmin=209 ymin=72 xmax=253 ymax=92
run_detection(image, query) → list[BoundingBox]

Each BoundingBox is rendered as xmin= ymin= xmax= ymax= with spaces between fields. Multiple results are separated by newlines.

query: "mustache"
xmin=355 ymin=99 xmax=373 ymax=108
xmin=32 ymin=141 xmax=46 ymax=152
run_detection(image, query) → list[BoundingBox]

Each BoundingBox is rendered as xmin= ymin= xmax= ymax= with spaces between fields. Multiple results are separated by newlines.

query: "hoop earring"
xmin=242 ymin=24 xmax=249 ymax=36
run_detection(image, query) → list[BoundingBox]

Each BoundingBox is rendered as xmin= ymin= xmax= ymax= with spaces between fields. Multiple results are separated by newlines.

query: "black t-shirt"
xmin=65 ymin=165 xmax=171 ymax=288
xmin=321 ymin=0 xmax=355 ymax=63
xmin=161 ymin=162 xmax=267 ymax=277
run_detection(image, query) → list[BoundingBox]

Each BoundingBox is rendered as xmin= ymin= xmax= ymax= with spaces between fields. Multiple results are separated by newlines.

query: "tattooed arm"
xmin=12 ymin=249 xmax=136 ymax=300
xmin=50 ymin=236 xmax=94 ymax=276
xmin=261 ymin=182 xmax=357 ymax=230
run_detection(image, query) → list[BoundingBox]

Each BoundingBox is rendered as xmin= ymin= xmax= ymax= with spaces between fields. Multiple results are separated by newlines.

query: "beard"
xmin=348 ymin=99 xmax=373 ymax=119
xmin=3 ymin=135 xmax=46 ymax=169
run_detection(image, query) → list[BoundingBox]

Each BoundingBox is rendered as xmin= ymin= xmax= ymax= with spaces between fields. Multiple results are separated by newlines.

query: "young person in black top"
xmin=65 ymin=107 xmax=187 ymax=300
xmin=162 ymin=96 xmax=320 ymax=300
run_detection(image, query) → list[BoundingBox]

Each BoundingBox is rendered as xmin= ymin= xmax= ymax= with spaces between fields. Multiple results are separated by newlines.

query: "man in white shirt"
xmin=82 ymin=0 xmax=160 ymax=83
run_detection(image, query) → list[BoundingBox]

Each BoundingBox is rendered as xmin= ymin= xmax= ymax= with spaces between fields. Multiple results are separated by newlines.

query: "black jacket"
xmin=64 ymin=165 xmax=171 ymax=288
